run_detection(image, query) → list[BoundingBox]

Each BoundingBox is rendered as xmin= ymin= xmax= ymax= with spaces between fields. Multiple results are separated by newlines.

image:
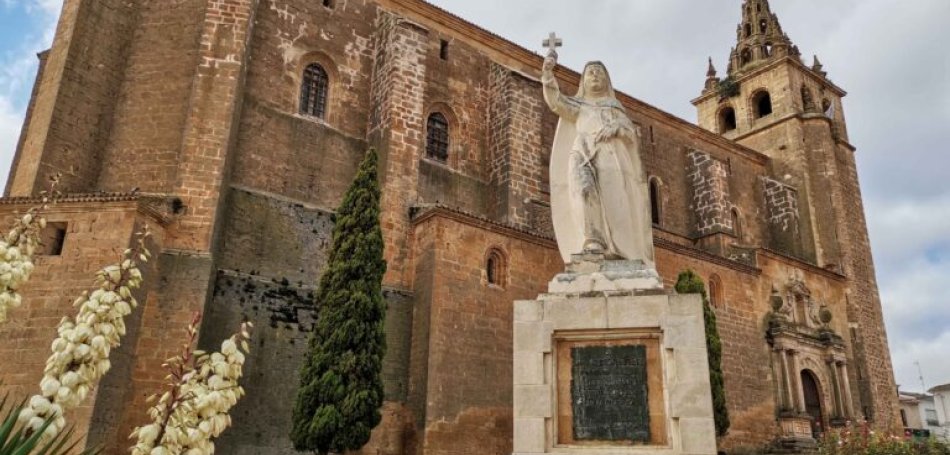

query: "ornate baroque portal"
xmin=767 ymin=278 xmax=855 ymax=447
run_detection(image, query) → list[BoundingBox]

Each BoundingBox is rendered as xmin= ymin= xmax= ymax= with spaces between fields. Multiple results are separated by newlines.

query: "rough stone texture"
xmin=762 ymin=176 xmax=803 ymax=257
xmin=0 ymin=0 xmax=899 ymax=453
xmin=687 ymin=150 xmax=732 ymax=236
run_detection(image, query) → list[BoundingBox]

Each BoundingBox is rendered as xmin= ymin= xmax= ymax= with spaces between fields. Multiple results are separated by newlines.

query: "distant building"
xmin=928 ymin=383 xmax=950 ymax=441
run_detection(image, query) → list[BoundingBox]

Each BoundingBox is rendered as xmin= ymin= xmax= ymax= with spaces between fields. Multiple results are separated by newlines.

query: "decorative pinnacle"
xmin=706 ymin=57 xmax=717 ymax=78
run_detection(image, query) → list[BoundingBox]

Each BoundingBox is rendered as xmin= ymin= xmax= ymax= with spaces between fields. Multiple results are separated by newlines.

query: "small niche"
xmin=39 ymin=222 xmax=67 ymax=256
xmin=439 ymin=39 xmax=449 ymax=60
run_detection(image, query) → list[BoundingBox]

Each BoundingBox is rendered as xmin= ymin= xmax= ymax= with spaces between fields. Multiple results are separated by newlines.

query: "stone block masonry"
xmin=687 ymin=150 xmax=732 ymax=236
xmin=762 ymin=177 xmax=800 ymax=233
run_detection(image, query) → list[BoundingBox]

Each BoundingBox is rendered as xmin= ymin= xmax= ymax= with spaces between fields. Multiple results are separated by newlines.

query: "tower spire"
xmin=727 ymin=0 xmax=799 ymax=76
xmin=704 ymin=57 xmax=720 ymax=92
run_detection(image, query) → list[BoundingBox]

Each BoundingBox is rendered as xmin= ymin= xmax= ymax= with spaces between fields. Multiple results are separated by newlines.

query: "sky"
xmin=0 ymin=1 xmax=948 ymax=393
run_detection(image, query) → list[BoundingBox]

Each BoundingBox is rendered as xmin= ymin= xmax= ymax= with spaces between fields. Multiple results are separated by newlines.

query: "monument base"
xmin=513 ymin=289 xmax=716 ymax=455
xmin=548 ymin=254 xmax=663 ymax=293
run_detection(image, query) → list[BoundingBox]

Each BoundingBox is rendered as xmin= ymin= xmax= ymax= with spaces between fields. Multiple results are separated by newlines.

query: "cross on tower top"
xmin=542 ymin=32 xmax=562 ymax=56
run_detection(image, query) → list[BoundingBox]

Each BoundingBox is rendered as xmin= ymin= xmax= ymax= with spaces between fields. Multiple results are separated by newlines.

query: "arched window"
xmin=801 ymin=86 xmax=815 ymax=112
xmin=752 ymin=90 xmax=773 ymax=118
xmin=300 ymin=63 xmax=329 ymax=119
xmin=486 ymin=248 xmax=507 ymax=287
xmin=322 ymin=0 xmax=334 ymax=8
xmin=425 ymin=113 xmax=450 ymax=163
xmin=719 ymin=106 xmax=737 ymax=133
xmin=744 ymin=23 xmax=752 ymax=38
xmin=740 ymin=48 xmax=752 ymax=66
xmin=763 ymin=42 xmax=773 ymax=58
xmin=759 ymin=19 xmax=768 ymax=33
xmin=708 ymin=274 xmax=724 ymax=308
xmin=649 ymin=177 xmax=662 ymax=226
xmin=731 ymin=208 xmax=743 ymax=240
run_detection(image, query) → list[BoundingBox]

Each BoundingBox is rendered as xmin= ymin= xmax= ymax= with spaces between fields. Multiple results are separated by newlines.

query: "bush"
xmin=818 ymin=421 xmax=950 ymax=455
xmin=674 ymin=270 xmax=730 ymax=438
xmin=290 ymin=149 xmax=387 ymax=455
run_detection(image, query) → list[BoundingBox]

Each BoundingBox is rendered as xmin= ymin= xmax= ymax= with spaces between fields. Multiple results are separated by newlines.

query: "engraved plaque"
xmin=571 ymin=345 xmax=649 ymax=442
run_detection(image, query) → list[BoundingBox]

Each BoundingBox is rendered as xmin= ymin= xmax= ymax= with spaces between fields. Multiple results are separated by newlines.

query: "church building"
xmin=0 ymin=0 xmax=899 ymax=453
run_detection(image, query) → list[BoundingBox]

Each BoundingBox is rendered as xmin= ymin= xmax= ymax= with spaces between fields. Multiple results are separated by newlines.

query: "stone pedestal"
xmin=513 ymin=257 xmax=716 ymax=455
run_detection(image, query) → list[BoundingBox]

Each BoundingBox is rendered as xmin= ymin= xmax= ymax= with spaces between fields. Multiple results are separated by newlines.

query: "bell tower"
xmin=692 ymin=0 xmax=850 ymax=268
xmin=692 ymin=0 xmax=901 ymax=430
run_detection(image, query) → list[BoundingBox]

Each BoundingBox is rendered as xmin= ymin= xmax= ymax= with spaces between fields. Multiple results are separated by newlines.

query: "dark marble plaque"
xmin=571 ymin=345 xmax=649 ymax=442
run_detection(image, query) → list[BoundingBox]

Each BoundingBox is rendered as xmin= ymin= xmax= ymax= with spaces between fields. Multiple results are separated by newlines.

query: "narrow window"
xmin=822 ymin=98 xmax=834 ymax=117
xmin=757 ymin=4 xmax=762 ymax=12
xmin=745 ymin=23 xmax=752 ymax=37
xmin=708 ymin=274 xmax=724 ymax=308
xmin=439 ymin=40 xmax=449 ymax=60
xmin=300 ymin=63 xmax=329 ymax=119
xmin=649 ymin=125 xmax=655 ymax=144
xmin=801 ymin=86 xmax=815 ymax=112
xmin=740 ymin=48 xmax=752 ymax=66
xmin=719 ymin=107 xmax=737 ymax=133
xmin=763 ymin=43 xmax=773 ymax=57
xmin=486 ymin=248 xmax=507 ymax=287
xmin=649 ymin=178 xmax=661 ymax=226
xmin=39 ymin=222 xmax=67 ymax=256
xmin=731 ymin=208 xmax=743 ymax=240
xmin=753 ymin=90 xmax=773 ymax=118
xmin=426 ymin=113 xmax=450 ymax=163
xmin=759 ymin=19 xmax=768 ymax=33
xmin=322 ymin=0 xmax=334 ymax=8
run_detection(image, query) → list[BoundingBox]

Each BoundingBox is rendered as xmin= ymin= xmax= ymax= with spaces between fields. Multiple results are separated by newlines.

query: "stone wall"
xmin=687 ymin=150 xmax=732 ymax=236
xmin=0 ymin=198 xmax=165 ymax=450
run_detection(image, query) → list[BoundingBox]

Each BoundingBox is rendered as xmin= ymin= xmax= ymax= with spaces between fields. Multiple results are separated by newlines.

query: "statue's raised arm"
xmin=541 ymin=53 xmax=579 ymax=122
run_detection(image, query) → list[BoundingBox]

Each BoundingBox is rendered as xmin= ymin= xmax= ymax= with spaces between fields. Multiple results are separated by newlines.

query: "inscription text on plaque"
xmin=570 ymin=345 xmax=650 ymax=442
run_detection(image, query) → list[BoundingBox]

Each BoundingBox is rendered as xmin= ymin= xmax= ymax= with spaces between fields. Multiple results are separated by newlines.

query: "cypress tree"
xmin=674 ymin=269 xmax=730 ymax=438
xmin=291 ymin=149 xmax=387 ymax=454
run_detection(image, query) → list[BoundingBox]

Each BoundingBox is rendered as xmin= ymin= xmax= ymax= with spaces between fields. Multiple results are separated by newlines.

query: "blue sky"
xmin=1 ymin=0 xmax=949 ymax=394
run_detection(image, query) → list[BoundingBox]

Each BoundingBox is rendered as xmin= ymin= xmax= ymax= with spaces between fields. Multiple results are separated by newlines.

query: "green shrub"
xmin=674 ymin=270 xmax=730 ymax=438
xmin=290 ymin=149 xmax=387 ymax=455
xmin=818 ymin=421 xmax=950 ymax=455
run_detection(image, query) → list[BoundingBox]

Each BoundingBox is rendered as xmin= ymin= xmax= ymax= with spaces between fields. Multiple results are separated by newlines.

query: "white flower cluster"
xmin=0 ymin=211 xmax=44 ymax=324
xmin=18 ymin=232 xmax=150 ymax=439
xmin=131 ymin=323 xmax=251 ymax=455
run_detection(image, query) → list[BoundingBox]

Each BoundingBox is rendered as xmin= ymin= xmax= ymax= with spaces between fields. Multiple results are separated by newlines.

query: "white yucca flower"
xmin=0 ymin=177 xmax=58 ymax=323
xmin=130 ymin=316 xmax=252 ymax=455
xmin=18 ymin=227 xmax=151 ymax=438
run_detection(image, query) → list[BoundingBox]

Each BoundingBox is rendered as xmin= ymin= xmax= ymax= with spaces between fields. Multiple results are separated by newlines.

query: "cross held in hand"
xmin=543 ymin=32 xmax=562 ymax=56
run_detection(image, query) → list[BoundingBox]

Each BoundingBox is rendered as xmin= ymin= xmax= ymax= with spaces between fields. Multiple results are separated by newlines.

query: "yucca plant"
xmin=0 ymin=390 xmax=99 ymax=455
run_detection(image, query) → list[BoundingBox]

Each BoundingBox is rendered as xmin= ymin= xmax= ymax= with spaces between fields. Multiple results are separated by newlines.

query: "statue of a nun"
xmin=542 ymin=51 xmax=656 ymax=269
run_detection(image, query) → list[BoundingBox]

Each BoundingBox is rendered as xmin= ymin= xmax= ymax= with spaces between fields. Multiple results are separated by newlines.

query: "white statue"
xmin=541 ymin=36 xmax=656 ymax=269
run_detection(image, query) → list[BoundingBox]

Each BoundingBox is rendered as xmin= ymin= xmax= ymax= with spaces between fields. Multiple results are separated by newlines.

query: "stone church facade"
xmin=0 ymin=0 xmax=898 ymax=453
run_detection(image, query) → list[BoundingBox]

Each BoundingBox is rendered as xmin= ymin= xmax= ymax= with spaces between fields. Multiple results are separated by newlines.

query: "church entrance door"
xmin=801 ymin=370 xmax=824 ymax=438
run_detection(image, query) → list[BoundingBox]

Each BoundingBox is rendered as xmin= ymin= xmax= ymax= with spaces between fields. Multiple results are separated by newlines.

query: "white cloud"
xmin=0 ymin=0 xmax=60 ymax=189
xmin=891 ymin=330 xmax=950 ymax=394
xmin=867 ymin=195 xmax=950 ymax=267
xmin=0 ymin=97 xmax=22 ymax=164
